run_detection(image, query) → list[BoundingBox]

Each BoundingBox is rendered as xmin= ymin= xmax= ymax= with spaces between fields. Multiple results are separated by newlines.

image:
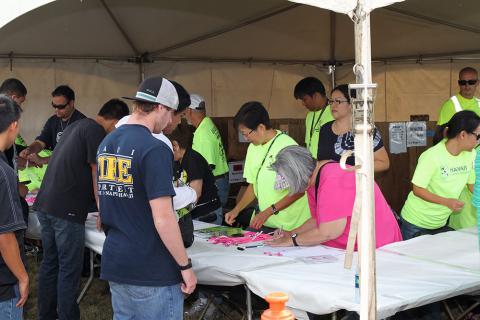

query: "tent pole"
xmin=138 ymin=60 xmax=145 ymax=83
xmin=352 ymin=1 xmax=377 ymax=319
xmin=329 ymin=11 xmax=337 ymax=88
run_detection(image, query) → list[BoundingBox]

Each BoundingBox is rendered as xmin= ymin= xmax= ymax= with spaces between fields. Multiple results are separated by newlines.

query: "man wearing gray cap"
xmin=97 ymin=77 xmax=197 ymax=319
xmin=185 ymin=94 xmax=229 ymax=225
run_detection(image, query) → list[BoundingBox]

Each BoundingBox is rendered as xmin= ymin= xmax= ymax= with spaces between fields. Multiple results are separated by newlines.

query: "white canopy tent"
xmin=0 ymin=0 xmax=479 ymax=142
xmin=4 ymin=1 xmax=480 ymax=318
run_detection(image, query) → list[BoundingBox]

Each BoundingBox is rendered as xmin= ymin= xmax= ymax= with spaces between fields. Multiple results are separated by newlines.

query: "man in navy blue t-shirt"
xmin=0 ymin=95 xmax=29 ymax=319
xmin=97 ymin=77 xmax=197 ymax=320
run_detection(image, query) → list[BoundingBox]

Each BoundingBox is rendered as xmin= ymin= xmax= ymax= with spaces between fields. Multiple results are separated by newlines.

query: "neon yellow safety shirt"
xmin=192 ymin=117 xmax=229 ymax=177
xmin=305 ymin=106 xmax=334 ymax=159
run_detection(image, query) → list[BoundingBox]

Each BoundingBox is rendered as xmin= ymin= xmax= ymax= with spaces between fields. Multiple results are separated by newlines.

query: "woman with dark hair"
xmin=266 ymin=145 xmax=402 ymax=248
xmin=317 ymin=84 xmax=389 ymax=172
xmin=224 ymin=102 xmax=310 ymax=231
xmin=401 ymin=110 xmax=480 ymax=239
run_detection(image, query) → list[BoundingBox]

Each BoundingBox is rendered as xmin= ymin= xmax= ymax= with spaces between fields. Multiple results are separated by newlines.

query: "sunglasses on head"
xmin=458 ymin=79 xmax=478 ymax=86
xmin=51 ymin=101 xmax=69 ymax=110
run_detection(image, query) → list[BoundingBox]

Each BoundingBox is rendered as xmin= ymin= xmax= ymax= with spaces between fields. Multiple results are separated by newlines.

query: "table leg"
xmin=77 ymin=250 xmax=95 ymax=303
xmin=245 ymin=284 xmax=252 ymax=320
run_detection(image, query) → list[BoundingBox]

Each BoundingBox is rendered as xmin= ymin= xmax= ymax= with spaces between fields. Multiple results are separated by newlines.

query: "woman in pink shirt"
xmin=267 ymin=146 xmax=402 ymax=249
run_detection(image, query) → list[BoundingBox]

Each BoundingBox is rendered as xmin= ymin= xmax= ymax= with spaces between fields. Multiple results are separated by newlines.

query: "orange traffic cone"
xmin=261 ymin=292 xmax=294 ymax=320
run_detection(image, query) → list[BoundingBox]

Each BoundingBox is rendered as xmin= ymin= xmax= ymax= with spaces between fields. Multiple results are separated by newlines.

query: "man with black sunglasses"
xmin=438 ymin=67 xmax=480 ymax=125
xmin=437 ymin=66 xmax=480 ymax=231
xmin=20 ymin=85 xmax=86 ymax=166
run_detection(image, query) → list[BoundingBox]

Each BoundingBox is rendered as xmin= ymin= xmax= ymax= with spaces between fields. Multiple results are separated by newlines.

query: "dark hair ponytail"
xmin=433 ymin=110 xmax=480 ymax=145
xmin=444 ymin=110 xmax=480 ymax=139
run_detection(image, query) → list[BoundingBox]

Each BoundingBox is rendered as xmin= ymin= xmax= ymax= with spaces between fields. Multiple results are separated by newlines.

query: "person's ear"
xmin=9 ymin=121 xmax=19 ymax=132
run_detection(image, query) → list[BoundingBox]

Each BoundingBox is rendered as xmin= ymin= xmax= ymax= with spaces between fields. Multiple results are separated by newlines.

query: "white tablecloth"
xmin=28 ymin=213 xmax=480 ymax=318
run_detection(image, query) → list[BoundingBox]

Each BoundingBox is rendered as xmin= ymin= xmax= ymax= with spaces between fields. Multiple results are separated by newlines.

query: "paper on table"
xmin=263 ymin=245 xmax=344 ymax=258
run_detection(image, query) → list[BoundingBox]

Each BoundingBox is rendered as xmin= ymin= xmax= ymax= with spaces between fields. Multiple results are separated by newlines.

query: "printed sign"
xmin=406 ymin=121 xmax=427 ymax=147
xmin=388 ymin=122 xmax=407 ymax=154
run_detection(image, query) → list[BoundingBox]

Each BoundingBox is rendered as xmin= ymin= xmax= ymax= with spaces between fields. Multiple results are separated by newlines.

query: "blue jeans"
xmin=214 ymin=175 xmax=230 ymax=224
xmin=109 ymin=281 xmax=183 ymax=320
xmin=400 ymin=216 xmax=453 ymax=240
xmin=0 ymin=285 xmax=22 ymax=320
xmin=37 ymin=213 xmax=85 ymax=320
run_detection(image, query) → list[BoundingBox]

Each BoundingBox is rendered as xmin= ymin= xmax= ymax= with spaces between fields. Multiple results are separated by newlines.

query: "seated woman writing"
xmin=400 ymin=110 xmax=480 ymax=240
xmin=266 ymin=145 xmax=402 ymax=248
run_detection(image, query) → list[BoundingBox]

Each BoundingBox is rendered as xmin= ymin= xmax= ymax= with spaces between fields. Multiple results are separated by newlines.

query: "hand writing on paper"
xmin=265 ymin=234 xmax=294 ymax=247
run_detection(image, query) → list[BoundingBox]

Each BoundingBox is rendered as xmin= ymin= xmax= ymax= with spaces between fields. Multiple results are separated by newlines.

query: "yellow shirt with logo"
xmin=401 ymin=140 xmax=476 ymax=229
xmin=244 ymin=131 xmax=310 ymax=230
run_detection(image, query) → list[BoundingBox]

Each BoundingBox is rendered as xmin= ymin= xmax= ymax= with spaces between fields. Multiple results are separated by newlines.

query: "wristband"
xmin=271 ymin=204 xmax=279 ymax=215
xmin=179 ymin=258 xmax=192 ymax=271
xmin=291 ymin=233 xmax=299 ymax=247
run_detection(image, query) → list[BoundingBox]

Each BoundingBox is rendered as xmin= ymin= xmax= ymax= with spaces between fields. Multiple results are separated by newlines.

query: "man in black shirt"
xmin=0 ymin=95 xmax=29 ymax=319
xmin=20 ymin=85 xmax=86 ymax=166
xmin=34 ymin=99 xmax=129 ymax=320
xmin=0 ymin=79 xmax=27 ymax=171
xmin=0 ymin=79 xmax=30 ymax=223
xmin=169 ymin=126 xmax=221 ymax=222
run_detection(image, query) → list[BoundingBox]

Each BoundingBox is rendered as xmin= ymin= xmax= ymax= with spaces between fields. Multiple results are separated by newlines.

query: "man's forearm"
xmin=26 ymin=140 xmax=45 ymax=155
xmin=0 ymin=233 xmax=28 ymax=282
xmin=154 ymin=213 xmax=189 ymax=266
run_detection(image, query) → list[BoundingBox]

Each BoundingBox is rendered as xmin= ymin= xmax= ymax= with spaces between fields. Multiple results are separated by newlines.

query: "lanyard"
xmin=308 ymin=107 xmax=327 ymax=147
xmin=255 ymin=132 xmax=284 ymax=193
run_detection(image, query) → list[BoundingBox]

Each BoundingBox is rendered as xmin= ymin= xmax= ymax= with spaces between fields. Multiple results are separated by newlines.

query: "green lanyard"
xmin=308 ymin=107 xmax=327 ymax=148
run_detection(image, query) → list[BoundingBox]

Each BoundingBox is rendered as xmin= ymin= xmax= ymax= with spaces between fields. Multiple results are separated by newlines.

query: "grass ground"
xmin=24 ymin=255 xmax=113 ymax=320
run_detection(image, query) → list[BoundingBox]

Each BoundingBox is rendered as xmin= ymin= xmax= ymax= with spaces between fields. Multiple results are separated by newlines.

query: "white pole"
xmin=352 ymin=1 xmax=377 ymax=319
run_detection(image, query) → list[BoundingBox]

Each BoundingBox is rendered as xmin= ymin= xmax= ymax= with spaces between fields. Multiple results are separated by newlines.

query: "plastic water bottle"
xmin=261 ymin=292 xmax=294 ymax=320
xmin=354 ymin=265 xmax=360 ymax=303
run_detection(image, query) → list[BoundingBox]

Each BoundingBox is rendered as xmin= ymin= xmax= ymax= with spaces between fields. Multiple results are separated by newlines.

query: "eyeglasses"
xmin=241 ymin=128 xmax=255 ymax=137
xmin=51 ymin=101 xmax=69 ymax=110
xmin=470 ymin=132 xmax=480 ymax=141
xmin=458 ymin=79 xmax=478 ymax=86
xmin=329 ymin=99 xmax=349 ymax=105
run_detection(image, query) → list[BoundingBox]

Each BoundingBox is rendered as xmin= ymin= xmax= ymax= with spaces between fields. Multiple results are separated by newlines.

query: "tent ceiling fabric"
xmin=288 ymin=0 xmax=403 ymax=15
xmin=0 ymin=0 xmax=55 ymax=29
xmin=0 ymin=0 xmax=480 ymax=62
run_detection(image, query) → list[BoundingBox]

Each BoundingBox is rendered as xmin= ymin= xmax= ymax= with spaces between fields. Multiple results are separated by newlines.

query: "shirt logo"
xmin=97 ymin=153 xmax=134 ymax=198
xmin=440 ymin=165 xmax=469 ymax=177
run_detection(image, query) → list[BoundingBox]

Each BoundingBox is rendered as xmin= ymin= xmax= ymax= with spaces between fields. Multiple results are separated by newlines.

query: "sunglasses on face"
xmin=458 ymin=79 xmax=478 ymax=86
xmin=51 ymin=101 xmax=69 ymax=110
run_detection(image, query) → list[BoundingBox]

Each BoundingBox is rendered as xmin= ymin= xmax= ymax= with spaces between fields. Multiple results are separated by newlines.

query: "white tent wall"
xmin=3 ymin=58 xmax=480 ymax=144
xmin=2 ymin=59 xmax=138 ymax=143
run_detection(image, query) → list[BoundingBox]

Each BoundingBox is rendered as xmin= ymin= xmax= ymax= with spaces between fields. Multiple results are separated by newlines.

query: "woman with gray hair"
xmin=267 ymin=145 xmax=402 ymax=248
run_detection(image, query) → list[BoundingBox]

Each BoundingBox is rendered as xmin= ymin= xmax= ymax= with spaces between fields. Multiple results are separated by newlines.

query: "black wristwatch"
xmin=291 ymin=233 xmax=299 ymax=247
xmin=179 ymin=258 xmax=192 ymax=271
xmin=271 ymin=204 xmax=279 ymax=215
